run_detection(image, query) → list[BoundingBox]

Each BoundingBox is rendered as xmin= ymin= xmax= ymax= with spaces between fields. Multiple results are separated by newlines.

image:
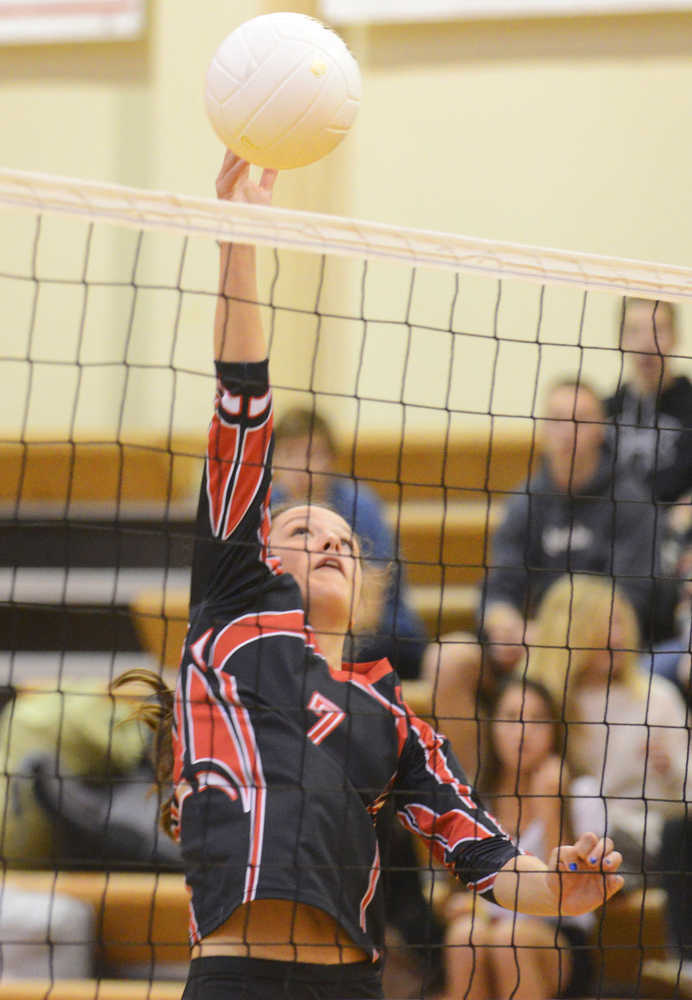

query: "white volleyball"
xmin=205 ymin=12 xmax=362 ymax=170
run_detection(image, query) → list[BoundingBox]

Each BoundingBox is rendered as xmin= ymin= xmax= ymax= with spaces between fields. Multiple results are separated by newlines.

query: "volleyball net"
xmin=1 ymin=165 xmax=691 ymax=998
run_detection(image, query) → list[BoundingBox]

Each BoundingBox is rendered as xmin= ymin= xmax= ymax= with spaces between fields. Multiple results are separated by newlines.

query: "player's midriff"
xmin=190 ymin=899 xmax=370 ymax=964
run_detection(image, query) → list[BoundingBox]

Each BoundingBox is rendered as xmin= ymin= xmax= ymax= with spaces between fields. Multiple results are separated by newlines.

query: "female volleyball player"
xmin=128 ymin=152 xmax=624 ymax=1000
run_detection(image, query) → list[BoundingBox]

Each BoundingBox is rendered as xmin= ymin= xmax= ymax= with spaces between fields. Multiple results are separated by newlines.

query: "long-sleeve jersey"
xmin=172 ymin=359 xmax=520 ymax=958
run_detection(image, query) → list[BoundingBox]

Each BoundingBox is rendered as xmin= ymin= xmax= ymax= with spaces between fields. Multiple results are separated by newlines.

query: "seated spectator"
xmin=431 ymin=377 xmax=676 ymax=780
xmin=606 ymin=297 xmax=692 ymax=503
xmin=480 ymin=377 xmax=675 ymax=651
xmin=526 ymin=575 xmax=689 ymax=883
xmin=271 ymin=405 xmax=428 ymax=679
xmin=442 ymin=677 xmax=593 ymax=1000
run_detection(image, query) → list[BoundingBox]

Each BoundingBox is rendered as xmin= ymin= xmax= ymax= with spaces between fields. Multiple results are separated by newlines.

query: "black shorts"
xmin=181 ymin=955 xmax=384 ymax=1000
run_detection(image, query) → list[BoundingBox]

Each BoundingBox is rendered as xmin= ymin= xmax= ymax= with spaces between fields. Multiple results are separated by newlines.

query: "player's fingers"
xmin=553 ymin=834 xmax=615 ymax=872
xmin=605 ymin=873 xmax=625 ymax=899
xmin=572 ymin=832 xmax=600 ymax=863
xmin=259 ymin=168 xmax=278 ymax=193
xmin=224 ymin=158 xmax=250 ymax=188
xmin=578 ymin=836 xmax=615 ymax=868
xmin=216 ymin=150 xmax=241 ymax=186
xmin=552 ymin=844 xmax=578 ymax=871
xmin=216 ymin=155 xmax=249 ymax=198
xmin=602 ymin=850 xmax=623 ymax=872
xmin=221 ymin=149 xmax=240 ymax=171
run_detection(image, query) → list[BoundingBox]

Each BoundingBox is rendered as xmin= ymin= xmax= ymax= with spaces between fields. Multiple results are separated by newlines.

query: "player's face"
xmin=492 ymin=685 xmax=555 ymax=775
xmin=621 ymin=301 xmax=676 ymax=390
xmin=273 ymin=433 xmax=334 ymax=503
xmin=271 ymin=504 xmax=362 ymax=630
xmin=542 ymin=385 xmax=605 ymax=467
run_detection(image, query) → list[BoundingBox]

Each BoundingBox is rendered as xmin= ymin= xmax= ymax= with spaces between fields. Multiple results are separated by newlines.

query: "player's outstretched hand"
xmin=216 ymin=150 xmax=277 ymax=206
xmin=546 ymin=832 xmax=624 ymax=915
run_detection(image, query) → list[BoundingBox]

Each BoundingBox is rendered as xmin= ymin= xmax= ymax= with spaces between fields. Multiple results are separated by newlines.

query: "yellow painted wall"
xmin=1 ymin=3 xmax=691 ymax=439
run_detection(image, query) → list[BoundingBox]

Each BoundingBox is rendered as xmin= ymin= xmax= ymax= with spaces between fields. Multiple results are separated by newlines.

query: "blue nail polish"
xmin=589 ymin=857 xmax=597 ymax=864
xmin=569 ymin=862 xmax=578 ymax=871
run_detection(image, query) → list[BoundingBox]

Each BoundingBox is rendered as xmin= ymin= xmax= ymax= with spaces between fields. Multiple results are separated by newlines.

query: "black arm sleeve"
xmin=189 ymin=359 xmax=274 ymax=608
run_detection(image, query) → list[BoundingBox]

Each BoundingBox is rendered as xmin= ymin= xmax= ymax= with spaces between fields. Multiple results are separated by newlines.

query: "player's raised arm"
xmin=214 ymin=151 xmax=278 ymax=363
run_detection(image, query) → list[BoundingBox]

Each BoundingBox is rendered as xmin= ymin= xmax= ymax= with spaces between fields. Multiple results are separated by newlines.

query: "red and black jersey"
xmin=172 ymin=359 xmax=520 ymax=958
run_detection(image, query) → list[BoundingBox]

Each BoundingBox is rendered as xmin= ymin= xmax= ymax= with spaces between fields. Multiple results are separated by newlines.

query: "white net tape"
xmin=2 ymin=166 xmax=692 ymax=301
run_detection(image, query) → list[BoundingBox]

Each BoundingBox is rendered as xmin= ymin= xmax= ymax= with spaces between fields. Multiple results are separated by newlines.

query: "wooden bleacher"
xmin=0 ymin=427 xmax=535 ymax=659
xmin=1 ymin=871 xmax=188 ymax=970
xmin=0 ymin=438 xmax=199 ymax=506
xmin=0 ymin=870 xmax=679 ymax=999
xmin=0 ymin=982 xmax=183 ymax=999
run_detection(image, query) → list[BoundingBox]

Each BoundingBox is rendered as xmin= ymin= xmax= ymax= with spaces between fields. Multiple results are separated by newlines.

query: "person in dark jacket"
xmin=480 ymin=377 xmax=674 ymax=665
xmin=606 ymin=297 xmax=692 ymax=503
xmin=431 ymin=378 xmax=677 ymax=777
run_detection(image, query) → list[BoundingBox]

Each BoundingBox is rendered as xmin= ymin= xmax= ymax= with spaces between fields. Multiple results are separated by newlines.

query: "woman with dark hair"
xmin=442 ymin=677 xmax=593 ymax=1000
xmin=119 ymin=152 xmax=624 ymax=1000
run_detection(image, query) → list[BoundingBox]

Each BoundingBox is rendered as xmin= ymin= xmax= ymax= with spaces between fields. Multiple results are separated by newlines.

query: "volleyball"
xmin=204 ymin=12 xmax=362 ymax=171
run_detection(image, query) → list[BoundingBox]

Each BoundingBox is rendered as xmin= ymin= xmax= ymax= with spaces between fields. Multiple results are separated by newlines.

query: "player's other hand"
xmin=216 ymin=151 xmax=278 ymax=206
xmin=546 ymin=832 xmax=624 ymax=916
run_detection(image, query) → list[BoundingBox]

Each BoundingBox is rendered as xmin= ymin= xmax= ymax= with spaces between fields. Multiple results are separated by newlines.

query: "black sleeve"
xmin=393 ymin=708 xmax=521 ymax=901
xmin=189 ymin=359 xmax=275 ymax=608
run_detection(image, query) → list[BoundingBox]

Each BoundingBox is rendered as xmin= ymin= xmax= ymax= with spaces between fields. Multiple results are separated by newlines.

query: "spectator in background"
xmin=404 ymin=376 xmax=682 ymax=782
xmin=428 ymin=377 xmax=676 ymax=779
xmin=271 ymin=406 xmax=428 ymax=679
xmin=606 ymin=298 xmax=692 ymax=503
xmin=480 ymin=377 xmax=675 ymax=659
xmin=442 ymin=676 xmax=594 ymax=1000
xmin=526 ymin=574 xmax=689 ymax=884
xmin=527 ymin=573 xmax=692 ymax=981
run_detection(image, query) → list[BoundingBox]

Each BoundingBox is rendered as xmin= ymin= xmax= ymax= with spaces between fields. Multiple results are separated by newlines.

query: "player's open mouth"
xmin=314 ymin=556 xmax=344 ymax=575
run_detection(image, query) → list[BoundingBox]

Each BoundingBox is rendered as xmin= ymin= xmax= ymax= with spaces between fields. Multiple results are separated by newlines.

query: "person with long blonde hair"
xmin=526 ymin=574 xmax=689 ymax=877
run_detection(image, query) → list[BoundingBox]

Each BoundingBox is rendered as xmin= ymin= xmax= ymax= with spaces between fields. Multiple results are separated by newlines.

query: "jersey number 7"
xmin=306 ymin=691 xmax=346 ymax=746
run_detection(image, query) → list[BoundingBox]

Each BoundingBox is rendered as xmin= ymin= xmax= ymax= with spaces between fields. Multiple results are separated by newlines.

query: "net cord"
xmin=2 ymin=166 xmax=692 ymax=302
